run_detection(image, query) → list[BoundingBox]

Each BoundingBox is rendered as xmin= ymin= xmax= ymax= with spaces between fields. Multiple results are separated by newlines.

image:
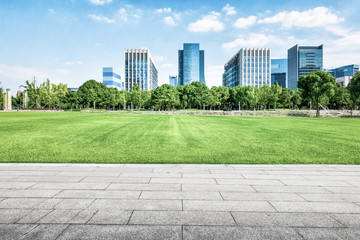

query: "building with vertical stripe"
xmin=103 ymin=67 xmax=123 ymax=90
xmin=178 ymin=43 xmax=205 ymax=86
xmin=124 ymin=49 xmax=158 ymax=91
xmin=222 ymin=48 xmax=271 ymax=88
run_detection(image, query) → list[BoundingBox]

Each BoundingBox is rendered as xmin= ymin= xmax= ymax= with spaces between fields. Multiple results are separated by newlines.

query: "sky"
xmin=1 ymin=0 xmax=359 ymax=92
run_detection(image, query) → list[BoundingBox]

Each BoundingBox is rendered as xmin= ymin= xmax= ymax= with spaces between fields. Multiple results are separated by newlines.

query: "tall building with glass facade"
xmin=288 ymin=44 xmax=323 ymax=90
xmin=326 ymin=64 xmax=359 ymax=87
xmin=103 ymin=67 xmax=123 ymax=90
xmin=271 ymin=59 xmax=287 ymax=88
xmin=178 ymin=43 xmax=205 ymax=86
xmin=222 ymin=48 xmax=271 ymax=88
xmin=124 ymin=49 xmax=158 ymax=91
xmin=169 ymin=76 xmax=178 ymax=88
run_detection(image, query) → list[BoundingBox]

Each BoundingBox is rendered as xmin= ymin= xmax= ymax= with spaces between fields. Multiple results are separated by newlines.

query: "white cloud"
xmin=156 ymin=8 xmax=171 ymax=14
xmin=0 ymin=64 xmax=49 ymax=81
xmin=118 ymin=8 xmax=128 ymax=22
xmin=206 ymin=65 xmax=223 ymax=87
xmin=88 ymin=14 xmax=115 ymax=23
xmin=161 ymin=63 xmax=174 ymax=68
xmin=117 ymin=6 xmax=142 ymax=23
xmin=65 ymin=61 xmax=83 ymax=66
xmin=153 ymin=56 xmax=168 ymax=62
xmin=258 ymin=7 xmax=344 ymax=28
xmin=173 ymin=13 xmax=181 ymax=21
xmin=233 ymin=16 xmax=257 ymax=29
xmin=222 ymin=4 xmax=236 ymax=16
xmin=188 ymin=11 xmax=224 ymax=33
xmin=164 ymin=16 xmax=176 ymax=26
xmin=222 ymin=33 xmax=283 ymax=50
xmin=89 ymin=0 xmax=112 ymax=6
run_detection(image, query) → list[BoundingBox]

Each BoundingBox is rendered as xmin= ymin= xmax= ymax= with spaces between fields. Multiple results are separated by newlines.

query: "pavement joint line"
xmin=295 ymin=193 xmax=310 ymax=202
xmin=78 ymin=176 xmax=86 ymax=183
xmin=328 ymin=213 xmax=348 ymax=228
xmin=138 ymin=191 xmax=143 ymax=199
xmin=14 ymin=223 xmax=39 ymax=240
xmin=148 ymin=177 xmax=152 ymax=184
xmin=277 ymin=179 xmax=287 ymax=186
xmin=54 ymin=224 xmax=71 ymax=240
xmin=126 ymin=210 xmax=134 ymax=225
xmin=267 ymin=201 xmax=279 ymax=212
xmin=229 ymin=211 xmax=238 ymax=225
xmin=85 ymin=209 xmax=99 ymax=224
xmin=181 ymin=225 xmax=184 ymax=240
xmin=293 ymin=226 xmax=307 ymax=240
xmin=34 ymin=208 xmax=55 ymax=224
xmin=219 ymin=192 xmax=225 ymax=200
xmin=14 ymin=208 xmax=35 ymax=224
xmin=214 ymin=178 xmax=219 ymax=185
xmin=250 ymin=185 xmax=258 ymax=192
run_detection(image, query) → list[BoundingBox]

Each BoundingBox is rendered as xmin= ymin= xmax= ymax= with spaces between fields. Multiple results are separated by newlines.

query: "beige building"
xmin=3 ymin=89 xmax=12 ymax=111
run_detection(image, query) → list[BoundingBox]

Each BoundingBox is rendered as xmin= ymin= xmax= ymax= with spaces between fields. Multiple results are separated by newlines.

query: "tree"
xmin=141 ymin=90 xmax=152 ymax=109
xmin=244 ymin=86 xmax=259 ymax=110
xmin=151 ymin=84 xmax=179 ymax=110
xmin=259 ymin=85 xmax=271 ymax=110
xmin=131 ymin=84 xmax=142 ymax=109
xmin=348 ymin=72 xmax=360 ymax=110
xmin=108 ymin=88 xmax=119 ymax=110
xmin=20 ymin=77 xmax=41 ymax=108
xmin=52 ymin=83 xmax=68 ymax=109
xmin=77 ymin=80 xmax=106 ymax=109
xmin=270 ymin=83 xmax=282 ymax=110
xmin=297 ymin=71 xmax=337 ymax=117
xmin=118 ymin=90 xmax=127 ymax=109
xmin=0 ymin=81 xmax=3 ymax=109
xmin=279 ymin=88 xmax=292 ymax=109
xmin=329 ymin=83 xmax=350 ymax=109
xmin=65 ymin=91 xmax=79 ymax=110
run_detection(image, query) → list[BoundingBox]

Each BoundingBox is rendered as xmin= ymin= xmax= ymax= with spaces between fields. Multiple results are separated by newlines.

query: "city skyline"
xmin=1 ymin=0 xmax=359 ymax=91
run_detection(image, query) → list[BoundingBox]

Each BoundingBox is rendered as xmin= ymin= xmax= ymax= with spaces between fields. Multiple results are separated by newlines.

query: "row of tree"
xmin=4 ymin=71 xmax=360 ymax=116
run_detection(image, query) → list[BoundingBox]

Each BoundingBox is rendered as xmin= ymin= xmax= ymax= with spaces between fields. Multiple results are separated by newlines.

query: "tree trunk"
xmin=316 ymin=106 xmax=320 ymax=117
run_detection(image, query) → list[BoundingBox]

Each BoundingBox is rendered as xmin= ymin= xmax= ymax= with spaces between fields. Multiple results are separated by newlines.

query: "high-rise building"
xmin=23 ymin=91 xmax=28 ymax=109
xmin=3 ymin=89 xmax=12 ymax=111
xmin=271 ymin=59 xmax=287 ymax=88
xmin=169 ymin=76 xmax=178 ymax=88
xmin=326 ymin=64 xmax=359 ymax=87
xmin=124 ymin=49 xmax=158 ymax=91
xmin=103 ymin=67 xmax=123 ymax=90
xmin=222 ymin=48 xmax=271 ymax=88
xmin=288 ymin=44 xmax=323 ymax=90
xmin=178 ymin=43 xmax=205 ymax=86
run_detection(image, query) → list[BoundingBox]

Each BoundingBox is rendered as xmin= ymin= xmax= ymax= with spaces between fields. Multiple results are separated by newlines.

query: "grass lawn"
xmin=0 ymin=112 xmax=359 ymax=164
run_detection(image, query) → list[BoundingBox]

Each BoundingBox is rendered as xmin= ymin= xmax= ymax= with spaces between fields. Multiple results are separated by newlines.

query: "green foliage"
xmin=151 ymin=84 xmax=179 ymax=110
xmin=77 ymin=80 xmax=109 ymax=109
xmin=348 ymin=72 xmax=360 ymax=109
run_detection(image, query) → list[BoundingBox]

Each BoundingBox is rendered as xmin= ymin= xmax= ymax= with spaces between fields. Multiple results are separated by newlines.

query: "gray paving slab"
xmin=57 ymin=225 xmax=182 ymax=240
xmin=57 ymin=171 xmax=121 ymax=176
xmin=37 ymin=209 xmax=80 ymax=223
xmin=54 ymin=199 xmax=95 ymax=209
xmin=0 ymin=171 xmax=58 ymax=176
xmin=295 ymin=227 xmax=360 ymax=240
xmin=17 ymin=210 xmax=52 ymax=224
xmin=53 ymin=190 xmax=141 ymax=199
xmin=0 ymin=198 xmax=45 ymax=209
xmin=106 ymin=183 xmax=181 ymax=191
xmin=89 ymin=199 xmax=182 ymax=211
xmin=87 ymin=210 xmax=132 ymax=224
xmin=30 ymin=182 xmax=109 ymax=190
xmin=182 ymin=173 xmax=245 ymax=179
xmin=300 ymin=193 xmax=360 ymax=202
xmin=12 ymin=176 xmax=84 ymax=182
xmin=0 ymin=224 xmax=37 ymax=240
xmin=0 ymin=189 xmax=61 ymax=198
xmin=221 ymin=192 xmax=305 ymax=201
xmin=183 ymin=200 xmax=276 ymax=212
xmin=241 ymin=174 xmax=307 ymax=180
xmin=0 ymin=182 xmax=36 ymax=189
xmin=271 ymin=201 xmax=360 ymax=213
xmin=0 ymin=176 xmax=18 ymax=181
xmin=216 ymin=179 xmax=285 ymax=185
xmin=281 ymin=180 xmax=352 ymax=187
xmin=68 ymin=209 xmax=98 ymax=224
xmin=81 ymin=177 xmax=150 ymax=183
xmin=150 ymin=178 xmax=216 ymax=184
xmin=253 ymin=185 xmax=331 ymax=193
xmin=324 ymin=186 xmax=360 ymax=194
xmin=129 ymin=211 xmax=236 ymax=225
xmin=182 ymin=184 xmax=256 ymax=192
xmin=32 ymin=198 xmax=63 ymax=209
xmin=183 ymin=226 xmax=303 ymax=240
xmin=331 ymin=214 xmax=360 ymax=227
xmin=120 ymin=172 xmax=182 ymax=178
xmin=18 ymin=224 xmax=69 ymax=240
xmin=0 ymin=209 xmax=32 ymax=223
xmin=140 ymin=191 xmax=222 ymax=200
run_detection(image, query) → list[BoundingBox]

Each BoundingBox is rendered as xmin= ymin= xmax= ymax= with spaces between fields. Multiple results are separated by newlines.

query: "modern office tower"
xmin=3 ymin=89 xmax=11 ymax=111
xmin=288 ymin=44 xmax=323 ymax=90
xmin=222 ymin=48 xmax=271 ymax=88
xmin=23 ymin=91 xmax=28 ymax=109
xmin=169 ymin=76 xmax=178 ymax=88
xmin=326 ymin=64 xmax=360 ymax=87
xmin=103 ymin=67 xmax=123 ymax=90
xmin=271 ymin=59 xmax=287 ymax=88
xmin=178 ymin=43 xmax=205 ymax=86
xmin=124 ymin=49 xmax=158 ymax=91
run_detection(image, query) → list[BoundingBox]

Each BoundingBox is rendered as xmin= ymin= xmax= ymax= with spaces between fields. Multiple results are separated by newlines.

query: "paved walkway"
xmin=0 ymin=164 xmax=360 ymax=239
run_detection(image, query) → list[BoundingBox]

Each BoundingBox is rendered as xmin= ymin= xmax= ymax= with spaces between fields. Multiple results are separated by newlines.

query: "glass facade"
xmin=271 ymin=73 xmax=286 ymax=88
xmin=178 ymin=43 xmax=205 ymax=86
xmin=223 ymin=48 xmax=271 ymax=88
xmin=325 ymin=64 xmax=359 ymax=87
xmin=288 ymin=45 xmax=323 ymax=90
xmin=169 ymin=76 xmax=178 ymax=88
xmin=103 ymin=67 xmax=123 ymax=90
xmin=271 ymin=59 xmax=287 ymax=88
xmin=124 ymin=49 xmax=158 ymax=91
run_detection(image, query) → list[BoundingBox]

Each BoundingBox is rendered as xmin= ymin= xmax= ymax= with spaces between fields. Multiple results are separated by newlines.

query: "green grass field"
xmin=0 ymin=112 xmax=359 ymax=164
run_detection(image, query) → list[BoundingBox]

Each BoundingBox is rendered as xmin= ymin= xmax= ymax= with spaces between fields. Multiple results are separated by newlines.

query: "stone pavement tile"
xmin=183 ymin=200 xmax=276 ymax=212
xmin=242 ymin=174 xmax=307 ymax=180
xmin=120 ymin=173 xmax=182 ymax=178
xmin=253 ymin=185 xmax=331 ymax=193
xmin=0 ymin=209 xmax=32 ymax=223
xmin=154 ymin=168 xmax=210 ymax=174
xmin=0 ymin=182 xmax=36 ymax=189
xmin=17 ymin=210 xmax=52 ymax=224
xmin=129 ymin=210 xmax=236 ymax=226
xmin=81 ymin=177 xmax=150 ymax=184
xmin=0 ymin=189 xmax=61 ymax=198
xmin=57 ymin=225 xmax=182 ymax=240
xmin=231 ymin=212 xmax=344 ymax=228
xmin=150 ymin=178 xmax=216 ymax=184
xmin=0 ymin=176 xmax=17 ymax=181
xmin=331 ymin=214 xmax=360 ymax=227
xmin=322 ymin=171 xmax=360 ymax=176
xmin=18 ymin=224 xmax=69 ymax=240
xmin=54 ymin=190 xmax=140 ymax=199
xmin=221 ymin=192 xmax=305 ymax=201
xmin=68 ymin=209 xmax=98 ymax=224
xmin=281 ymin=180 xmax=352 ymax=187
xmin=117 ymin=167 xmax=155 ymax=173
xmin=32 ymin=198 xmax=63 ymax=209
xmin=0 ymin=198 xmax=45 ymax=209
xmin=183 ymin=226 xmax=303 ymax=240
xmin=182 ymin=174 xmax=244 ymax=179
xmin=12 ymin=176 xmax=84 ymax=182
xmin=270 ymin=201 xmax=360 ymax=213
xmin=140 ymin=191 xmax=222 ymax=200
xmin=295 ymin=227 xmax=360 ymax=240
xmin=87 ymin=210 xmax=132 ymax=224
xmin=57 ymin=171 xmax=120 ymax=177
xmin=54 ymin=199 xmax=95 ymax=209
xmin=216 ymin=179 xmax=284 ymax=186
xmin=0 ymin=171 xmax=58 ymax=176
xmin=344 ymin=180 xmax=360 ymax=186
xmin=0 ymin=224 xmax=37 ymax=240
xmin=107 ymin=183 xmax=181 ymax=191
xmin=265 ymin=170 xmax=326 ymax=175
xmin=89 ymin=199 xmax=182 ymax=211
xmin=182 ymin=184 xmax=256 ymax=192
xmin=30 ymin=182 xmax=109 ymax=190
xmin=300 ymin=193 xmax=360 ymax=202
xmin=324 ymin=186 xmax=360 ymax=194
xmin=210 ymin=170 xmax=267 ymax=175
xmin=37 ymin=210 xmax=80 ymax=223
xmin=303 ymin=176 xmax=360 ymax=181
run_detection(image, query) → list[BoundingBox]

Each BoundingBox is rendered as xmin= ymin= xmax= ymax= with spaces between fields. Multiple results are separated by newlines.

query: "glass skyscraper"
xmin=222 ymin=48 xmax=271 ymax=88
xmin=288 ymin=44 xmax=323 ymax=90
xmin=271 ymin=59 xmax=287 ymax=88
xmin=124 ymin=49 xmax=158 ymax=91
xmin=169 ymin=76 xmax=178 ymax=88
xmin=326 ymin=64 xmax=359 ymax=86
xmin=178 ymin=43 xmax=205 ymax=86
xmin=103 ymin=67 xmax=123 ymax=90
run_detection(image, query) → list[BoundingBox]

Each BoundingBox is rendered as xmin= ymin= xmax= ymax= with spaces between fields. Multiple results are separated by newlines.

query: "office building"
xmin=326 ymin=64 xmax=359 ymax=87
xmin=271 ymin=59 xmax=287 ymax=88
xmin=124 ymin=49 xmax=158 ymax=91
xmin=169 ymin=76 xmax=178 ymax=88
xmin=222 ymin=48 xmax=271 ymax=88
xmin=103 ymin=67 xmax=123 ymax=90
xmin=3 ymin=89 xmax=11 ymax=111
xmin=23 ymin=91 xmax=28 ymax=109
xmin=288 ymin=44 xmax=323 ymax=90
xmin=178 ymin=43 xmax=205 ymax=86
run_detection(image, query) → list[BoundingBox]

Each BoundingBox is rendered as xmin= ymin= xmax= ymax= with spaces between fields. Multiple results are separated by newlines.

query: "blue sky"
xmin=1 ymin=0 xmax=359 ymax=92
